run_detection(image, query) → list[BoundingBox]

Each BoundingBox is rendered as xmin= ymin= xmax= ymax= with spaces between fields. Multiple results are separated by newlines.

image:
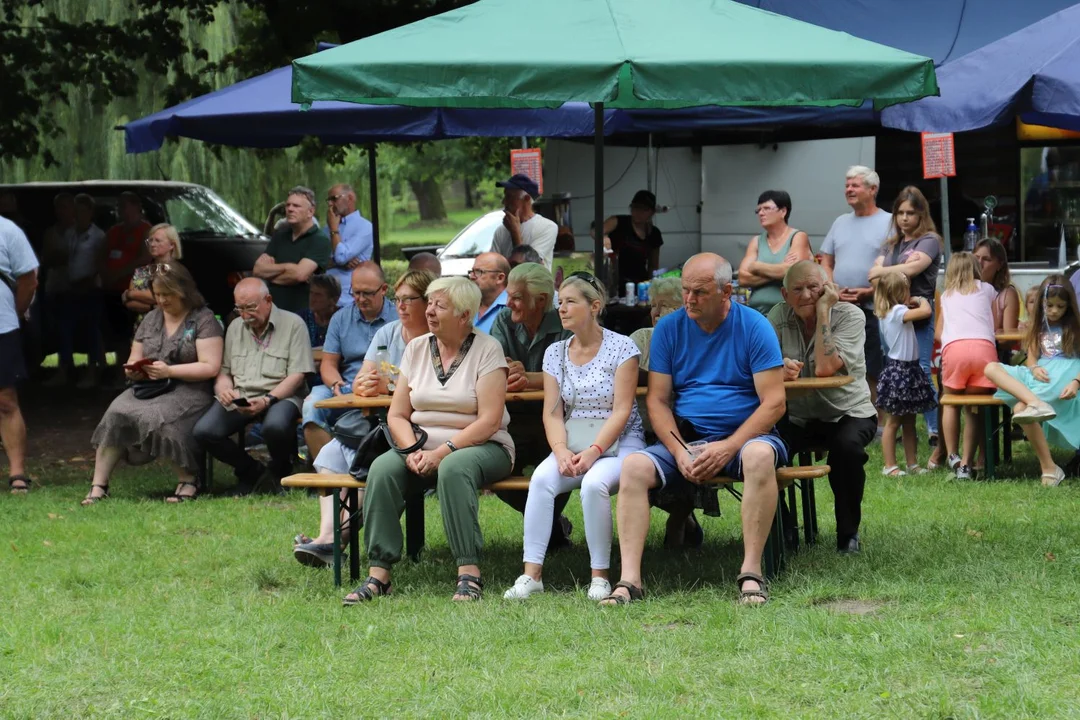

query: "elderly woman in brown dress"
xmin=82 ymin=263 xmax=223 ymax=505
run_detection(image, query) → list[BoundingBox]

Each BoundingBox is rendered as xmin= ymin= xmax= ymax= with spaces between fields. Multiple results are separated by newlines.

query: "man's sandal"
xmin=342 ymin=576 xmax=392 ymax=606
xmin=165 ymin=482 xmax=199 ymax=503
xmin=8 ymin=475 xmax=31 ymax=494
xmin=453 ymin=574 xmax=483 ymax=601
xmin=81 ymin=484 xmax=109 ymax=506
xmin=736 ymin=572 xmax=769 ymax=606
xmin=598 ymin=581 xmax=645 ymax=606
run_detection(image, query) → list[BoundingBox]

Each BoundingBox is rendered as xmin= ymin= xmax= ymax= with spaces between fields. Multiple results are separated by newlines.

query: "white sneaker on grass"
xmin=503 ymin=574 xmax=544 ymax=599
xmin=1013 ymin=402 xmax=1056 ymax=424
xmin=587 ymin=577 xmax=612 ymax=601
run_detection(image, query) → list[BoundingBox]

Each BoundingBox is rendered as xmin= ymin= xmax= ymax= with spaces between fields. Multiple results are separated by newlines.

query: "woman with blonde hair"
xmin=123 ymin=223 xmax=183 ymax=330
xmin=504 ymin=272 xmax=644 ymax=600
xmin=343 ymin=276 xmax=514 ymax=604
xmin=868 ymin=185 xmax=944 ymax=463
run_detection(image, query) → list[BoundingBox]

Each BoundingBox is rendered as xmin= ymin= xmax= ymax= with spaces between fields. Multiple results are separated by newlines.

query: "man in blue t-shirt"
xmin=600 ymin=253 xmax=788 ymax=607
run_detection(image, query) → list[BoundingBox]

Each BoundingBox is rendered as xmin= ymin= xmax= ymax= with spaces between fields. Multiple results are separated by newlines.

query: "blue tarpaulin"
xmin=881 ymin=3 xmax=1080 ymax=132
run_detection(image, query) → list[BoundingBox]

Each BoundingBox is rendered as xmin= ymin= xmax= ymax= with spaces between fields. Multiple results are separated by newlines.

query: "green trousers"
xmin=363 ymin=443 xmax=512 ymax=569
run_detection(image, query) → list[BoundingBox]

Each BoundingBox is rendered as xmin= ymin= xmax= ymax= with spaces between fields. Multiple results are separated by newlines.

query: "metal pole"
xmin=368 ymin=143 xmax=380 ymax=264
xmin=647 ymin=133 xmax=654 ymax=194
xmin=939 ymin=176 xmax=951 ymax=265
xmin=594 ymin=103 xmax=605 ymax=276
xmin=520 ymin=136 xmax=528 ymax=150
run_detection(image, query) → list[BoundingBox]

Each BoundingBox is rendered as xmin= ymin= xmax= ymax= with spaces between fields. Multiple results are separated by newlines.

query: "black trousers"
xmin=194 ymin=400 xmax=300 ymax=481
xmin=777 ymin=413 xmax=877 ymax=547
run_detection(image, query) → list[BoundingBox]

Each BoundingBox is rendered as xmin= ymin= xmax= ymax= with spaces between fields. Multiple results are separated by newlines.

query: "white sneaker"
xmin=503 ymin=574 xmax=544 ymax=599
xmin=1013 ymin=402 xmax=1056 ymax=425
xmin=586 ymin=577 xmax=612 ymax=601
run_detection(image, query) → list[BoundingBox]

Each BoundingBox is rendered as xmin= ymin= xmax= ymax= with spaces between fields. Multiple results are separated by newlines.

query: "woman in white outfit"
xmin=504 ymin=272 xmax=645 ymax=600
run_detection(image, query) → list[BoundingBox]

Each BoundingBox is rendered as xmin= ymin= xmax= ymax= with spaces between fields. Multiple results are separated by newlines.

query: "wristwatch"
xmin=265 ymin=395 xmax=280 ymax=407
xmin=387 ymin=380 xmax=396 ymax=393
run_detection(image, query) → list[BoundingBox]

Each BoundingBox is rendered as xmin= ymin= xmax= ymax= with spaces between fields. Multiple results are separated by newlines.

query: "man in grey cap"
xmin=491 ymin=174 xmax=558 ymax=269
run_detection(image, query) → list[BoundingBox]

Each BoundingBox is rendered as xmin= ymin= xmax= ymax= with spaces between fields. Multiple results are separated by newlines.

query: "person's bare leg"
xmin=737 ymin=442 xmax=779 ymax=603
xmin=1022 ymin=423 xmax=1059 ymax=476
xmin=962 ymin=407 xmax=981 ymax=467
xmin=881 ymin=414 xmax=900 ymax=469
xmin=0 ymin=387 xmax=27 ymax=480
xmin=83 ymin=445 xmax=124 ymax=503
xmin=303 ymin=425 xmax=332 ymax=467
xmin=901 ymin=416 xmax=919 ymax=468
xmin=942 ymin=388 xmax=962 ymax=460
xmin=984 ymin=362 xmax=1041 ymax=407
xmin=305 ymin=488 xmax=359 ymax=545
xmin=600 ymin=453 xmax=658 ymax=604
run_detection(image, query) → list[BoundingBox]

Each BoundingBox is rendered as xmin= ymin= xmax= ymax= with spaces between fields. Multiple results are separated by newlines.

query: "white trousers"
xmin=522 ymin=436 xmax=644 ymax=570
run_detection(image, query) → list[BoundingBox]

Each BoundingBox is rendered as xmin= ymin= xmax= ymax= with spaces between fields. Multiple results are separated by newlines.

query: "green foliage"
xmin=4 ymin=430 xmax=1080 ymax=716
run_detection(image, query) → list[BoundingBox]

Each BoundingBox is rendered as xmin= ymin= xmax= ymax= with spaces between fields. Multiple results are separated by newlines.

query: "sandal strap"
xmin=612 ymin=581 xmax=644 ymax=600
xmin=736 ymin=572 xmax=767 ymax=590
xmin=454 ymin=574 xmax=483 ymax=599
xmin=8 ymin=474 xmax=31 ymax=488
xmin=349 ymin=575 xmax=391 ymax=601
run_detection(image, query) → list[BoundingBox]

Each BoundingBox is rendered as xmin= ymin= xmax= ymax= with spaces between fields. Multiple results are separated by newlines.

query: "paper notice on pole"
xmin=510 ymin=148 xmax=543 ymax=195
xmin=921 ymin=132 xmax=956 ymax=179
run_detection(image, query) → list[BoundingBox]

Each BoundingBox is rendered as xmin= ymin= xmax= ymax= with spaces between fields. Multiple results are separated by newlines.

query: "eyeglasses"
xmin=467 ymin=268 xmax=501 ymax=278
xmin=234 ymin=302 xmax=262 ymax=314
xmin=326 ymin=194 xmax=344 ymax=203
xmin=351 ymin=288 xmax=384 ymax=300
xmin=569 ymin=271 xmax=603 ymax=294
xmin=395 ymin=295 xmax=423 ymax=306
xmin=755 ymin=205 xmax=779 ymax=214
xmin=146 ymin=236 xmax=170 ymax=246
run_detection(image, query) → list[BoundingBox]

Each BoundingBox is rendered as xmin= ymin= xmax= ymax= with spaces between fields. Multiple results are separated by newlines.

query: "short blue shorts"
xmin=635 ymin=431 xmax=789 ymax=491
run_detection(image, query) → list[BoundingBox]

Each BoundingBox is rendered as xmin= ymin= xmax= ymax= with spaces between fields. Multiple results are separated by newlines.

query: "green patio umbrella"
xmin=292 ymin=0 xmax=938 ymax=270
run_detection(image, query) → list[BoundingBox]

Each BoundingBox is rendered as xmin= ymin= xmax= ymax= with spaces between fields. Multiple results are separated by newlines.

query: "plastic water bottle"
xmin=963 ymin=218 xmax=979 ymax=252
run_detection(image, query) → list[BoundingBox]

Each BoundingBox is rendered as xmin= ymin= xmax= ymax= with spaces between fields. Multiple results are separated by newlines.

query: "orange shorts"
xmin=941 ymin=339 xmax=998 ymax=390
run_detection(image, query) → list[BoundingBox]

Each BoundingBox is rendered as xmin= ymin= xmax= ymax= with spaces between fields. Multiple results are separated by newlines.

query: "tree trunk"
xmin=463 ymin=178 xmax=475 ymax=208
xmin=408 ymin=178 xmax=447 ymax=221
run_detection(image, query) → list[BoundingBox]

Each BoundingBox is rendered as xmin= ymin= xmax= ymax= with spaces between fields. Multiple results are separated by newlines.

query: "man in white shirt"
xmin=490 ymin=174 xmax=557 ymax=269
xmin=324 ymin=183 xmax=373 ymax=307
xmin=0 ymin=216 xmax=39 ymax=493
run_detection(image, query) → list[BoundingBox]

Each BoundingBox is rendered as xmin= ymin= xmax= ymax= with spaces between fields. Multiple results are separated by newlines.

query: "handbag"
xmin=560 ymin=341 xmax=618 ymax=457
xmin=131 ymin=378 xmax=175 ymax=400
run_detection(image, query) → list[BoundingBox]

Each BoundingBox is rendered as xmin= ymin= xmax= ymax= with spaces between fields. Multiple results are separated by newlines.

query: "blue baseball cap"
xmin=496 ymin=173 xmax=539 ymax=200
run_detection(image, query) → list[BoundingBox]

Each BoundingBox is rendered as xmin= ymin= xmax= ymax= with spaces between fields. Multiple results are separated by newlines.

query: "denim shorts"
xmin=635 ymin=431 xmax=789 ymax=492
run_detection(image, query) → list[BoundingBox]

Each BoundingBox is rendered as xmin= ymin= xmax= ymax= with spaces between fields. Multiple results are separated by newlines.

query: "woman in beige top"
xmin=343 ymin=276 xmax=514 ymax=605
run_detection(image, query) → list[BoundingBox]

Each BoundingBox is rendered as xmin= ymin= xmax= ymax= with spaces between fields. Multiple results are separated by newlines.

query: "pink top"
xmin=941 ymin=280 xmax=997 ymax=349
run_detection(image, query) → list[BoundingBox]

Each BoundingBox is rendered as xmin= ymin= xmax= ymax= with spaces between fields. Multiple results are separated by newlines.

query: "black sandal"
xmin=165 ymin=482 xmax=199 ymax=504
xmin=736 ymin=572 xmax=769 ymax=606
xmin=599 ymin=581 xmax=645 ymax=606
xmin=8 ymin=474 xmax=31 ymax=494
xmin=453 ymin=574 xmax=483 ymax=601
xmin=343 ymin=575 xmax=392 ymax=606
xmin=81 ymin=483 xmax=109 ymax=506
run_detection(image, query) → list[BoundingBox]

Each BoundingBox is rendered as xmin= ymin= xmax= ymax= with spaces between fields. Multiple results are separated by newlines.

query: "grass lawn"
xmin=382 ymin=207 xmax=496 ymax=254
xmin=4 ymin=431 xmax=1080 ymax=717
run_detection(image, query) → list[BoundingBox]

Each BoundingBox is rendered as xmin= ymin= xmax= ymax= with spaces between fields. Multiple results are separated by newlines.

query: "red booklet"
xmin=123 ymin=357 xmax=157 ymax=371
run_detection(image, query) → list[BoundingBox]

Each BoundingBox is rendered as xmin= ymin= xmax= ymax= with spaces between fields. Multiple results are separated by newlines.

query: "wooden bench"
xmin=281 ymin=464 xmax=830 ymax=586
xmin=938 ymin=395 xmax=1012 ymax=479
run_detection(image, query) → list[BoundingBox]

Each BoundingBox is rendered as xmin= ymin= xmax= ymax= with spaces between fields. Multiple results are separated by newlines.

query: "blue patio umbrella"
xmin=882 ymin=3 xmax=1080 ymax=132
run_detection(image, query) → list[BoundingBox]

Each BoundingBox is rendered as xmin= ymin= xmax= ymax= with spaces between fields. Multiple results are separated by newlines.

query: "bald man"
xmin=194 ymin=278 xmax=313 ymax=494
xmin=470 ymin=251 xmax=510 ymax=334
xmin=602 ymin=253 xmax=788 ymax=606
xmin=302 ymin=263 xmax=397 ymax=462
xmin=408 ymin=252 xmax=442 ymax=277
xmin=768 ymin=260 xmax=876 ymax=554
xmin=324 ymin=183 xmax=373 ymax=307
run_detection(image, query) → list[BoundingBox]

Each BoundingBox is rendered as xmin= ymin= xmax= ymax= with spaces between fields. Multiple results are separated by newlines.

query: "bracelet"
xmin=445 ymin=440 xmax=458 ymax=453
xmin=590 ymin=444 xmax=604 ymax=455
xmin=552 ymin=440 xmax=567 ymax=448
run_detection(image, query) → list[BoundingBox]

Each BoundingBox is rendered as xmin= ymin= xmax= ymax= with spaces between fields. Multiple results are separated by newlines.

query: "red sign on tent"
xmin=921 ymin=132 xmax=956 ymax=179
xmin=511 ymin=148 xmax=543 ymax=195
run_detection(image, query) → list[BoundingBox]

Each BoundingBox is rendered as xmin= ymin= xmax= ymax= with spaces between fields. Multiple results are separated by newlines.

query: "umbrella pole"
xmin=368 ymin=142 xmax=380 ymax=264
xmin=594 ymin=103 xmax=605 ymax=282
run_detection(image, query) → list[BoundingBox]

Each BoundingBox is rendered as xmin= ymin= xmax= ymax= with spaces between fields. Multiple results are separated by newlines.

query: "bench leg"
xmin=332 ymin=491 xmax=343 ymax=588
xmin=202 ymin=451 xmax=213 ymax=492
xmin=763 ymin=498 xmax=785 ymax=580
xmin=1003 ymin=405 xmax=1013 ymax=464
xmin=405 ymin=491 xmax=425 ymax=562
xmin=785 ymin=484 xmax=800 ymax=552
xmin=347 ymin=487 xmax=361 ymax=584
xmin=983 ymin=408 xmax=996 ymax=480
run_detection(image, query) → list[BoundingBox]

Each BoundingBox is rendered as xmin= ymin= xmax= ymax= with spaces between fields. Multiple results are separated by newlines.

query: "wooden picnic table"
xmin=315 ymin=377 xmax=853 ymax=409
xmin=995 ymin=331 xmax=1024 ymax=344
